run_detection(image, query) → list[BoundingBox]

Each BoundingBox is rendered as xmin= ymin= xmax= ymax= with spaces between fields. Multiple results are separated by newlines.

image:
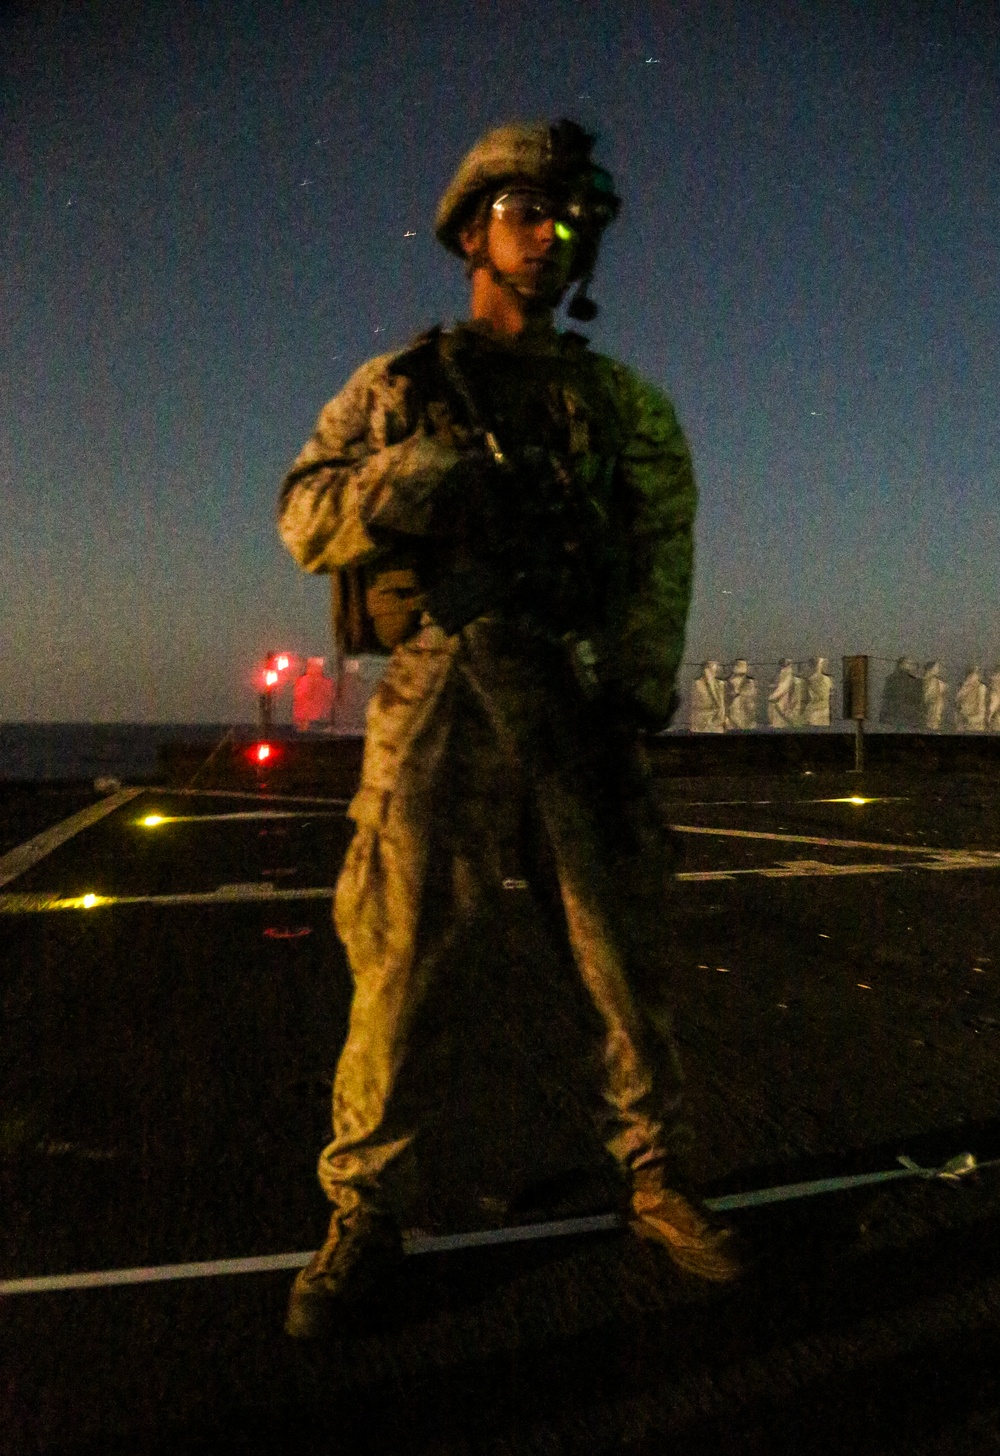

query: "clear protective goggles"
xmin=490 ymin=188 xmax=581 ymax=243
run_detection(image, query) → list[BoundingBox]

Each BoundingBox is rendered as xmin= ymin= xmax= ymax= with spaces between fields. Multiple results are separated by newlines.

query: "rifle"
xmin=426 ymin=334 xmax=604 ymax=699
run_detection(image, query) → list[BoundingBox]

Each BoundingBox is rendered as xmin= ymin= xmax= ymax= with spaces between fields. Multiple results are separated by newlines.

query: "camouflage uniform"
xmin=279 ymin=317 xmax=696 ymax=1224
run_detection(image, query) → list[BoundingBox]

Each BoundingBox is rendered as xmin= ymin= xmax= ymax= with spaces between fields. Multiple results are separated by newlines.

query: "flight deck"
xmin=3 ymin=768 xmax=1000 ymax=1454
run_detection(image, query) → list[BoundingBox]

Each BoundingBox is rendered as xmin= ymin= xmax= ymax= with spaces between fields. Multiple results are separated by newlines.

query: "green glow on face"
xmin=554 ymin=220 xmax=574 ymax=242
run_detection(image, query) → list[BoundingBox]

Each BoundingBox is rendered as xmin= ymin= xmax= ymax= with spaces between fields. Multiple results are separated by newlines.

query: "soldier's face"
xmin=464 ymin=188 xmax=577 ymax=304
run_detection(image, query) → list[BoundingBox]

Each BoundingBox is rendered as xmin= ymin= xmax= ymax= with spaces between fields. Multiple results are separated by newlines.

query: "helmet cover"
xmin=435 ymin=119 xmax=620 ymax=289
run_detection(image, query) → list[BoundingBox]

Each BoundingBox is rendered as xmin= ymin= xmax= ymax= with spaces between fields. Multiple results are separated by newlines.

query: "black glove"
xmin=425 ymin=561 xmax=526 ymax=636
xmin=430 ymin=447 xmax=503 ymax=531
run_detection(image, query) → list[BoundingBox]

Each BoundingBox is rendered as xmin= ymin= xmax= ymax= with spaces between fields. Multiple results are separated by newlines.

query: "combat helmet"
xmin=435 ymin=119 xmax=620 ymax=320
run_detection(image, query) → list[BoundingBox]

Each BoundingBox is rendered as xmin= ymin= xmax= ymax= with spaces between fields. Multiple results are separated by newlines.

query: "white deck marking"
xmin=669 ymin=824 xmax=1000 ymax=880
xmin=5 ymin=812 xmax=996 ymax=917
xmin=0 ymin=1251 xmax=314 ymax=1294
xmin=0 ymin=788 xmax=144 ymax=889
xmin=678 ymin=862 xmax=905 ymax=881
xmin=669 ymin=823 xmax=1000 ymax=857
xmin=0 ymin=1220 xmax=623 ymax=1294
xmin=403 ymin=1213 xmax=620 ymax=1254
xmin=678 ymin=857 xmax=1000 ymax=881
xmin=165 ymin=788 xmax=351 ymax=806
xmin=4 ymin=1153 xmax=993 ymax=1295
xmin=5 ymin=817 xmax=1000 ymax=912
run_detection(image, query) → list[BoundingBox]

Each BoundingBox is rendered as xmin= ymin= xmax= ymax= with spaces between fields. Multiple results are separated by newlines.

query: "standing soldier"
xmin=881 ymin=656 xmax=924 ymax=729
xmin=955 ymin=666 xmax=987 ymax=732
xmin=922 ymin=660 xmax=949 ymax=732
xmin=987 ymin=668 xmax=1000 ymax=732
xmin=725 ymin=658 xmax=758 ymax=730
xmin=278 ymin=119 xmax=739 ymax=1338
xmin=689 ymin=660 xmax=726 ymax=732
xmin=802 ymin=657 xmax=833 ymax=727
xmin=767 ymin=659 xmax=797 ymax=728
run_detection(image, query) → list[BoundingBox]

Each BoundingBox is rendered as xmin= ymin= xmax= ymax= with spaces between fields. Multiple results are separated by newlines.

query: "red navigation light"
xmin=261 ymin=653 xmax=295 ymax=692
xmin=257 ymin=651 xmax=297 ymax=733
xmin=246 ymin=741 xmax=277 ymax=766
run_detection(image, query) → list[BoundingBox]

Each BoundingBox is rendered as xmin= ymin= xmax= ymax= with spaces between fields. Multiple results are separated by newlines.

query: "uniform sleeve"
xmin=277 ymin=354 xmax=464 ymax=574
xmin=603 ymin=365 xmax=697 ymax=728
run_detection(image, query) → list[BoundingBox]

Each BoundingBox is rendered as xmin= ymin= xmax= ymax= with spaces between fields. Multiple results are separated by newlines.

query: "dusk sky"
xmin=3 ymin=1 xmax=998 ymax=723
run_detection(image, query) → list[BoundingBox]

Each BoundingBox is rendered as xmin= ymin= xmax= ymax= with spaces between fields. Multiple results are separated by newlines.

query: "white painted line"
xmin=5 ymin=814 xmax=994 ymax=917
xmin=7 ymin=838 xmax=1000 ymax=911
xmin=0 ymin=788 xmax=144 ymax=889
xmin=670 ymin=824 xmax=1000 ymax=880
xmin=705 ymin=1169 xmax=914 ymax=1208
xmin=165 ymin=788 xmax=351 ymax=806
xmin=0 ymin=886 xmax=335 ymax=914
xmin=403 ymin=1213 xmax=621 ymax=1254
xmin=0 ymin=1220 xmax=622 ymax=1295
xmin=0 ymin=1251 xmax=313 ymax=1295
xmin=4 ymin=1153 xmax=995 ymax=1296
xmin=678 ymin=862 xmax=905 ymax=882
xmin=707 ymin=1151 xmax=994 ymax=1210
xmin=669 ymin=823 xmax=984 ymax=856
xmin=679 ymin=858 xmax=1000 ymax=882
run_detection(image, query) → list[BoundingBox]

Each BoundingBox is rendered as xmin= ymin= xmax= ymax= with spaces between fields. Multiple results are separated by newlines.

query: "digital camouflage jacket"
xmin=279 ymin=321 xmax=696 ymax=740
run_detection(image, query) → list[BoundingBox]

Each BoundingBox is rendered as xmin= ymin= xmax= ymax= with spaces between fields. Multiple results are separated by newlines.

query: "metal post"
xmin=842 ymin=655 xmax=869 ymax=775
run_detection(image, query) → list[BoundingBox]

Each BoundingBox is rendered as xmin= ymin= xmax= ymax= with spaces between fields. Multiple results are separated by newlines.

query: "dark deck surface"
xmin=3 ymin=769 xmax=1000 ymax=1454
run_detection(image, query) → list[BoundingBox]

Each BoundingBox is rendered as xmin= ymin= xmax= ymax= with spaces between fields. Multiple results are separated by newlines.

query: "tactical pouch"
xmin=331 ymin=564 xmax=425 ymax=656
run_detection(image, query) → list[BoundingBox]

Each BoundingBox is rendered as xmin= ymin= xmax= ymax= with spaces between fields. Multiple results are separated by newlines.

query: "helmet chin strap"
xmin=468 ymin=247 xmax=564 ymax=312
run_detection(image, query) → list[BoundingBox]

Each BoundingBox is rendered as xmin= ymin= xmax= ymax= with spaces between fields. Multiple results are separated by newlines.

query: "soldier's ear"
xmin=458 ymin=216 xmax=487 ymax=257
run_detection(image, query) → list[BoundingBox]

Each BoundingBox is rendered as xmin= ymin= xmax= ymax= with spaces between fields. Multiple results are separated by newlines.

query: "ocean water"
xmin=0 ymin=659 xmax=396 ymax=781
xmin=0 ymin=724 xmax=260 ymax=782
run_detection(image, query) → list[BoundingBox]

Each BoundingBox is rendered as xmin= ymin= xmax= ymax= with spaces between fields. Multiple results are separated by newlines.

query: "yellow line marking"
xmin=0 ymin=886 xmax=335 ymax=914
xmin=667 ymin=797 xmax=910 ymax=807
xmin=6 ymin=822 xmax=998 ymax=913
xmin=137 ymin=810 xmax=345 ymax=826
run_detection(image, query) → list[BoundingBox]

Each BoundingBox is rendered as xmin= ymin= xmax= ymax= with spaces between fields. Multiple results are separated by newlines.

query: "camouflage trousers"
xmin=318 ymin=629 xmax=686 ymax=1218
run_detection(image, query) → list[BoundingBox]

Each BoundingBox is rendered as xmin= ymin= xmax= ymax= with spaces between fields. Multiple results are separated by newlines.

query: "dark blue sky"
xmin=3 ymin=0 xmax=998 ymax=722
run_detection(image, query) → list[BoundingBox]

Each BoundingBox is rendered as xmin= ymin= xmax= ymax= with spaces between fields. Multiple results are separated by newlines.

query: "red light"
xmin=256 ymin=743 xmax=272 ymax=762
xmin=260 ymin=653 xmax=295 ymax=692
xmin=246 ymin=742 xmax=278 ymax=766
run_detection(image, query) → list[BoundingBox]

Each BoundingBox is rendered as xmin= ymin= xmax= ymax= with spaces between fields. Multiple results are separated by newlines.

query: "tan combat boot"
xmin=284 ymin=1204 xmax=403 ymax=1339
xmin=630 ymin=1184 xmax=742 ymax=1283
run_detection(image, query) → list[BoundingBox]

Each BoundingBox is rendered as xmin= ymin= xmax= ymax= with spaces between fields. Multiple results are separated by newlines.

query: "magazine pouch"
xmin=331 ymin=560 xmax=425 ymax=657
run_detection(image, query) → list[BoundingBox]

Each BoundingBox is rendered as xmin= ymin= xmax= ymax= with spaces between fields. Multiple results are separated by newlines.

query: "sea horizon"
xmin=0 ymin=722 xmax=270 ymax=782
